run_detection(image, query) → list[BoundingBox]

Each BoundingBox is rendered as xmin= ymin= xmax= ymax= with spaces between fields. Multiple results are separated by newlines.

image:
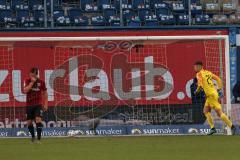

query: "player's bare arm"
xmin=43 ymin=90 xmax=48 ymax=111
xmin=23 ymin=78 xmax=36 ymax=94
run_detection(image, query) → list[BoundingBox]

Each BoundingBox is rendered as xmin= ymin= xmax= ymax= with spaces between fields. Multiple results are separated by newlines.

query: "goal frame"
xmin=0 ymin=35 xmax=231 ymax=135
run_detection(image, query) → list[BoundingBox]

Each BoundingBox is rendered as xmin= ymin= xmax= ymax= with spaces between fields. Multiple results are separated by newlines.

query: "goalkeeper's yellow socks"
xmin=220 ymin=113 xmax=233 ymax=128
xmin=205 ymin=112 xmax=215 ymax=129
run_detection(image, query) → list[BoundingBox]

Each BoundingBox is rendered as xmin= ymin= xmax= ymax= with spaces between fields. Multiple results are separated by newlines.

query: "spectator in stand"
xmin=233 ymin=81 xmax=240 ymax=103
xmin=190 ymin=77 xmax=205 ymax=104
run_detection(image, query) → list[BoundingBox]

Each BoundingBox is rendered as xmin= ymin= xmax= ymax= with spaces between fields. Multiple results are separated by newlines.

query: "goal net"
xmin=0 ymin=36 xmax=232 ymax=136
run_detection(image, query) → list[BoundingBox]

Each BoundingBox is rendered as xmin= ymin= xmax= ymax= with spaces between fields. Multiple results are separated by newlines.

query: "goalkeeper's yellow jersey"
xmin=196 ymin=69 xmax=222 ymax=96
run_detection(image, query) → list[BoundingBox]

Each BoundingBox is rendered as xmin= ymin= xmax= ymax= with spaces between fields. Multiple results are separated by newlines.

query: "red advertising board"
xmin=0 ymin=30 xmax=227 ymax=107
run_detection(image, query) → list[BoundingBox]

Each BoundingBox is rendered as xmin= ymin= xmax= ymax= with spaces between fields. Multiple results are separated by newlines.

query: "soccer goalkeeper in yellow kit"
xmin=194 ymin=61 xmax=236 ymax=135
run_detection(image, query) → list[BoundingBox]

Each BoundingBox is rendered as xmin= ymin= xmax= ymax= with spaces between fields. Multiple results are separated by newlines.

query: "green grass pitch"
xmin=0 ymin=136 xmax=239 ymax=160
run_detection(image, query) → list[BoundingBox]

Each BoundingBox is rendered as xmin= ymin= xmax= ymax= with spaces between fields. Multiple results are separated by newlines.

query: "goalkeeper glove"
xmin=217 ymin=89 xmax=224 ymax=98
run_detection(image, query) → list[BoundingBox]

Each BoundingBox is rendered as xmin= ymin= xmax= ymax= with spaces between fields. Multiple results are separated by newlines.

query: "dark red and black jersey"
xmin=24 ymin=78 xmax=47 ymax=106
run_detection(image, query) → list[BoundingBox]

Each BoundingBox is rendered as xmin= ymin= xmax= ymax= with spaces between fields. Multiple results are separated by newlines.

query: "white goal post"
xmin=0 ymin=35 xmax=231 ymax=135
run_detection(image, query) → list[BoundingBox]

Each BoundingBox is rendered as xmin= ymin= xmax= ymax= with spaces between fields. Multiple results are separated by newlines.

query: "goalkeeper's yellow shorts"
xmin=204 ymin=92 xmax=222 ymax=111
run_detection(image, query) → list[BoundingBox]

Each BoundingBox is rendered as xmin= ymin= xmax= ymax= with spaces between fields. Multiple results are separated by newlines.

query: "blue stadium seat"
xmin=53 ymin=9 xmax=64 ymax=20
xmin=123 ymin=9 xmax=135 ymax=22
xmin=80 ymin=0 xmax=93 ymax=10
xmin=102 ymin=4 xmax=116 ymax=11
xmin=156 ymin=8 xmax=170 ymax=16
xmin=55 ymin=16 xmax=71 ymax=26
xmin=0 ymin=14 xmax=16 ymax=28
xmin=30 ymin=0 xmax=44 ymax=10
xmin=68 ymin=8 xmax=81 ymax=20
xmin=22 ymin=22 xmax=35 ymax=28
xmin=0 ymin=10 xmax=13 ymax=21
xmin=12 ymin=0 xmax=29 ymax=10
xmin=132 ymin=0 xmax=144 ymax=9
xmin=158 ymin=14 xmax=175 ymax=25
xmin=0 ymin=5 xmax=11 ymax=10
xmin=11 ymin=0 xmax=22 ymax=6
xmin=191 ymin=2 xmax=203 ymax=15
xmin=119 ymin=0 xmax=129 ymax=3
xmin=34 ymin=10 xmax=44 ymax=19
xmin=189 ymin=0 xmax=200 ymax=4
xmin=150 ymin=0 xmax=164 ymax=8
xmin=109 ymin=15 xmax=121 ymax=26
xmin=0 ymin=0 xmax=230 ymax=28
xmin=0 ymin=0 xmax=10 ymax=10
xmin=72 ymin=15 xmax=89 ymax=26
xmin=127 ymin=16 xmax=141 ymax=26
xmin=98 ymin=0 xmax=110 ymax=10
xmin=91 ymin=16 xmax=106 ymax=26
xmin=153 ymin=2 xmax=169 ymax=10
xmin=121 ymin=2 xmax=133 ymax=11
xmin=145 ymin=20 xmax=158 ymax=26
xmin=177 ymin=14 xmax=189 ymax=25
xmin=103 ymin=8 xmax=116 ymax=20
xmin=0 ymin=0 xmax=5 ymax=5
xmin=114 ymin=0 xmax=129 ymax=10
xmin=29 ymin=0 xmax=41 ymax=6
xmin=16 ymin=10 xmax=29 ymax=21
xmin=16 ymin=10 xmax=35 ymax=27
xmin=22 ymin=16 xmax=35 ymax=27
xmin=128 ymin=20 xmax=141 ymax=26
xmin=172 ymin=2 xmax=185 ymax=13
xmin=138 ymin=8 xmax=151 ymax=21
xmin=34 ymin=10 xmax=44 ymax=26
xmin=195 ymin=14 xmax=210 ymax=25
xmin=144 ymin=15 xmax=158 ymax=26
xmin=32 ymin=4 xmax=44 ymax=11
xmin=53 ymin=10 xmax=71 ymax=26
xmin=154 ymin=2 xmax=170 ymax=16
xmin=84 ymin=3 xmax=99 ymax=12
xmin=46 ymin=0 xmax=59 ymax=9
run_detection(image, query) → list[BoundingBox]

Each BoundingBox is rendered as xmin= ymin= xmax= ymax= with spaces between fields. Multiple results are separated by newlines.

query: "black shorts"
xmin=26 ymin=105 xmax=43 ymax=120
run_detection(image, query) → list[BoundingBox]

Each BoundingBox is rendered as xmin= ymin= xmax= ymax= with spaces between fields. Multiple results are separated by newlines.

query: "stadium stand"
xmin=0 ymin=0 xmax=238 ymax=28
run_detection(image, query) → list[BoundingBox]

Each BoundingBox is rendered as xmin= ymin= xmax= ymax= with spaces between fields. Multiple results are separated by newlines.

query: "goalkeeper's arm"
xmin=212 ymin=74 xmax=223 ymax=97
xmin=212 ymin=73 xmax=223 ymax=90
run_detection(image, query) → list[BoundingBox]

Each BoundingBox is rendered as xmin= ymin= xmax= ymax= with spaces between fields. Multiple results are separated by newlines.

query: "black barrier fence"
xmin=0 ymin=103 xmax=206 ymax=128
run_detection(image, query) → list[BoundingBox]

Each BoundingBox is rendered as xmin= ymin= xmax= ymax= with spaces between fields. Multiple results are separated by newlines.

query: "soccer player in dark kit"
xmin=23 ymin=68 xmax=48 ymax=142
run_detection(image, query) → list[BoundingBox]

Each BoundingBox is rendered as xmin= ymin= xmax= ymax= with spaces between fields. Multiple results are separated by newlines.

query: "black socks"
xmin=28 ymin=125 xmax=35 ymax=138
xmin=36 ymin=123 xmax=43 ymax=140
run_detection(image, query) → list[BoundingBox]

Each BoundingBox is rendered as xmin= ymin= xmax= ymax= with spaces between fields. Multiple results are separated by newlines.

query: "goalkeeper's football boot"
xmin=207 ymin=128 xmax=217 ymax=135
xmin=231 ymin=125 xmax=237 ymax=135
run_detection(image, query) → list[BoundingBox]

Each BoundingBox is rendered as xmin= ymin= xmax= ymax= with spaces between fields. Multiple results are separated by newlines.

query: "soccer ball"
xmin=131 ymin=128 xmax=142 ymax=135
xmin=188 ymin=128 xmax=198 ymax=134
xmin=67 ymin=130 xmax=85 ymax=136
xmin=16 ymin=131 xmax=27 ymax=137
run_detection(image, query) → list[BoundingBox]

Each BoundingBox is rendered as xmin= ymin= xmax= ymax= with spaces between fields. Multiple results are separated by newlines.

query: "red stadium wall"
xmin=0 ymin=30 xmax=228 ymax=37
xmin=0 ymin=30 xmax=228 ymax=108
